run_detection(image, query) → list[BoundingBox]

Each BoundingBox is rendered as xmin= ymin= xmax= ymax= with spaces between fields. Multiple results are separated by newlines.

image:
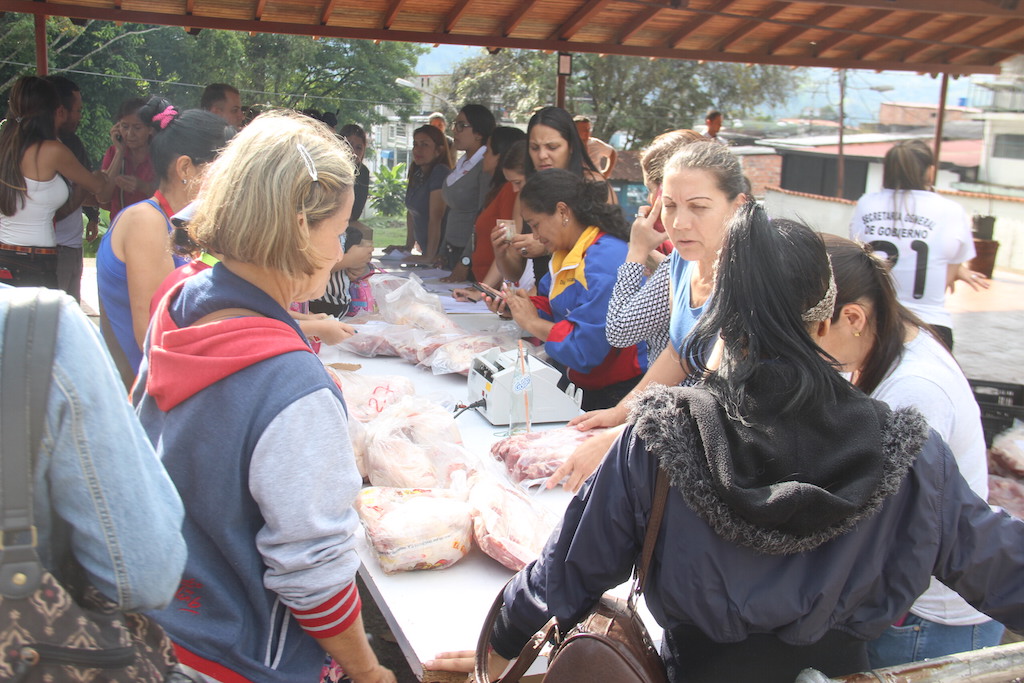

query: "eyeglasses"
xmin=452 ymin=121 xmax=471 ymax=132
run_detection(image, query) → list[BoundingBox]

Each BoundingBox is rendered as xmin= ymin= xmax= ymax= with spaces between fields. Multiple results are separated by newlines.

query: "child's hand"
xmin=300 ymin=318 xmax=356 ymax=345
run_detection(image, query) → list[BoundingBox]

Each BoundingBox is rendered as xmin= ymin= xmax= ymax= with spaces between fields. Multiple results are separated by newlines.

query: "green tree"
xmin=369 ymin=163 xmax=407 ymax=217
xmin=0 ymin=14 xmax=425 ymax=162
xmin=441 ymin=49 xmax=802 ymax=148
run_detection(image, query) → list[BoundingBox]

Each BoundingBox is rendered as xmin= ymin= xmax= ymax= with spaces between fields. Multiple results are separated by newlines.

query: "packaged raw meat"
xmin=362 ymin=395 xmax=479 ymax=488
xmin=491 ymin=426 xmax=612 ymax=485
xmin=348 ymin=415 xmax=368 ymax=479
xmin=332 ymin=370 xmax=416 ymax=422
xmin=990 ymin=422 xmax=1024 ymax=479
xmin=336 ymin=320 xmax=412 ymax=358
xmin=355 ymin=485 xmax=473 ymax=573
xmin=378 ymin=273 xmax=459 ymax=333
xmin=468 ymin=474 xmax=559 ymax=571
xmin=988 ymin=474 xmax=1024 ymax=520
xmin=423 ymin=332 xmax=519 ymax=376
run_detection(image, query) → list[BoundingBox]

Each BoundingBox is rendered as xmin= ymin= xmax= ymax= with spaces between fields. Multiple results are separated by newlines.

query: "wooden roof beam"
xmin=254 ymin=0 xmax=268 ymax=21
xmin=616 ymin=6 xmax=661 ymax=44
xmin=382 ymin=0 xmax=407 ymax=30
xmin=443 ymin=0 xmax=474 ymax=33
xmin=550 ymin=0 xmax=614 ymax=41
xmin=666 ymin=0 xmax=736 ymax=49
xmin=812 ymin=9 xmax=890 ymax=57
xmin=319 ymin=0 xmax=339 ymax=25
xmin=935 ymin=21 xmax=1024 ymax=63
xmin=713 ymin=1 xmax=788 ymax=52
xmin=502 ymin=0 xmax=543 ymax=37
xmin=806 ymin=0 xmax=1023 ymax=17
xmin=856 ymin=13 xmax=935 ymax=59
xmin=901 ymin=16 xmax=987 ymax=62
xmin=758 ymin=5 xmax=844 ymax=54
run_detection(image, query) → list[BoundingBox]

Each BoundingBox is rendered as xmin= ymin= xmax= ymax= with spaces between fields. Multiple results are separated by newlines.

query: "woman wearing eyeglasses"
xmin=441 ymin=104 xmax=495 ymax=282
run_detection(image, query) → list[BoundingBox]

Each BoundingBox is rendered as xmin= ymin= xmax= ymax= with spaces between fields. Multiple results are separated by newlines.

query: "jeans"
xmin=867 ymin=613 xmax=1005 ymax=669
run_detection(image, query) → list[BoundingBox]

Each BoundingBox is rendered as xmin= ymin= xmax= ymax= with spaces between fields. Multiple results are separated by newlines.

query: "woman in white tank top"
xmin=0 ymin=76 xmax=112 ymax=287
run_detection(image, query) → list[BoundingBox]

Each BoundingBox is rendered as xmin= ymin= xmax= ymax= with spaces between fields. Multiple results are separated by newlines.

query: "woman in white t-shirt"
xmin=848 ymin=139 xmax=986 ymax=350
xmin=817 ymin=234 xmax=1003 ymax=668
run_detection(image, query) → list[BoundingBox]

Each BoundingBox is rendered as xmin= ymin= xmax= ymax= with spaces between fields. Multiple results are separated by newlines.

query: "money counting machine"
xmin=467 ymin=347 xmax=583 ymax=426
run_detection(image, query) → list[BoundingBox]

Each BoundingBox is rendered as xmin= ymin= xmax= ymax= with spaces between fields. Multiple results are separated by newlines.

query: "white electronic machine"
xmin=467 ymin=347 xmax=583 ymax=425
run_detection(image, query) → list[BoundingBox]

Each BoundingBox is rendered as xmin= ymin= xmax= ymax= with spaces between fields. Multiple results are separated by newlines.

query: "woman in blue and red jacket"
xmin=495 ymin=168 xmax=647 ymax=411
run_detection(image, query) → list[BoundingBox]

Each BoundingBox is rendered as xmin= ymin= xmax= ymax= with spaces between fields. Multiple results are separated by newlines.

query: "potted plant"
xmin=969 ymin=214 xmax=999 ymax=278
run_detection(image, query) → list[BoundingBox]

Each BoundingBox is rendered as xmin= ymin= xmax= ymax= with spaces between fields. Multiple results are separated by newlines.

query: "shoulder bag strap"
xmin=472 ymin=577 xmax=558 ymax=683
xmin=636 ymin=467 xmax=669 ymax=595
xmin=0 ymin=288 xmax=63 ymax=598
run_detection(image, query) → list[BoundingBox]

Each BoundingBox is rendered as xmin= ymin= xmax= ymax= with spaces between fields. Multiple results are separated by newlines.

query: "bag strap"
xmin=635 ymin=467 xmax=669 ymax=595
xmin=0 ymin=288 xmax=63 ymax=599
xmin=473 ymin=578 xmax=558 ymax=683
xmin=474 ymin=467 xmax=670 ymax=682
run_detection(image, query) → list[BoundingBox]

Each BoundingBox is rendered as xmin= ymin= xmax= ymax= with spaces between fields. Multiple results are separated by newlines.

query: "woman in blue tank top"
xmin=550 ymin=141 xmax=749 ymax=491
xmin=97 ymin=97 xmax=231 ymax=384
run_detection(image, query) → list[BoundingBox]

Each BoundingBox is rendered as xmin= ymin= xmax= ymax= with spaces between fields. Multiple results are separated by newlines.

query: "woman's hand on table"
xmin=546 ymin=426 xmax=623 ymax=492
xmin=568 ymin=404 xmax=629 ymax=431
xmin=452 ymin=287 xmax=482 ymax=303
xmin=424 ymin=650 xmax=509 ymax=678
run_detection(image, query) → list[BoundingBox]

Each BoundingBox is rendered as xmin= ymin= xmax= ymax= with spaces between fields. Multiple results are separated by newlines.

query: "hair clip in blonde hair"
xmin=296 ymin=143 xmax=318 ymax=182
xmin=802 ymin=257 xmax=837 ymax=323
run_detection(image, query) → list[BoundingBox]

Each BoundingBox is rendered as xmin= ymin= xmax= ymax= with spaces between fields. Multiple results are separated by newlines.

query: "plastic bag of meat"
xmin=348 ymin=415 xmax=368 ymax=479
xmin=468 ymin=474 xmax=559 ymax=571
xmin=363 ymin=395 xmax=480 ymax=488
xmin=355 ymin=484 xmax=473 ymax=573
xmin=491 ymin=426 xmax=613 ymax=485
xmin=336 ymin=320 xmax=412 ymax=358
xmin=990 ymin=422 xmax=1024 ymax=479
xmin=332 ymin=370 xmax=416 ymax=422
xmin=422 ymin=332 xmax=519 ymax=376
xmin=378 ymin=273 xmax=459 ymax=333
xmin=988 ymin=474 xmax=1024 ymax=520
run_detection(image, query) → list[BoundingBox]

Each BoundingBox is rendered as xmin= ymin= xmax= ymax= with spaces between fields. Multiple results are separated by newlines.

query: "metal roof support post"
xmin=35 ymin=13 xmax=48 ymax=75
xmin=836 ymin=68 xmax=846 ymax=198
xmin=556 ymin=51 xmax=572 ymax=110
xmin=932 ymin=71 xmax=949 ymax=187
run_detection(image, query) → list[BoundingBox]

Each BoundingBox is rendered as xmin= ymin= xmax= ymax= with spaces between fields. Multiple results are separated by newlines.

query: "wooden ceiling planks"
xmin=14 ymin=0 xmax=1024 ymax=73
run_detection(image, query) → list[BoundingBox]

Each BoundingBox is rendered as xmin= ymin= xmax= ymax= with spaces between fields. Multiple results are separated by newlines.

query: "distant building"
xmin=879 ymin=102 xmax=983 ymax=127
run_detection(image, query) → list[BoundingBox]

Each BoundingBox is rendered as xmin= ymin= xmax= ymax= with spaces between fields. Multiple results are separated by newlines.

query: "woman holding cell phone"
xmin=483 ymin=169 xmax=646 ymax=411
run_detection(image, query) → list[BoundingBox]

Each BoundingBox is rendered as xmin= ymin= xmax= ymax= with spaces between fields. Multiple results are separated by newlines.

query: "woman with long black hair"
xmin=429 ymin=205 xmax=1024 ymax=683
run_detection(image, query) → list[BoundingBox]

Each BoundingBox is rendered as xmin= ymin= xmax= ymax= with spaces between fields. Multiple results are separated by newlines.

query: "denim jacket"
xmin=0 ymin=288 xmax=186 ymax=611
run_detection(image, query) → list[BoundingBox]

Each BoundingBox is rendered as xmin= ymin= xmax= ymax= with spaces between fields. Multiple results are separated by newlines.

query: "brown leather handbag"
xmin=474 ymin=469 xmax=670 ymax=683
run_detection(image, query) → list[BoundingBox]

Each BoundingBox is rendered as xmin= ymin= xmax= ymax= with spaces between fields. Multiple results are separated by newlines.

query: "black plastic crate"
xmin=969 ymin=379 xmax=1024 ymax=408
xmin=978 ymin=404 xmax=1024 ymax=448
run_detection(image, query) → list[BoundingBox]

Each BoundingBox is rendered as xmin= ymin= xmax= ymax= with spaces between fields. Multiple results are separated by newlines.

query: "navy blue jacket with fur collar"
xmin=493 ymin=384 xmax=1024 ymax=679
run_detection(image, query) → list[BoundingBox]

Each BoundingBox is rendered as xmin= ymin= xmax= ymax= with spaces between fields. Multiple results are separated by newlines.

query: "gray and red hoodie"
xmin=134 ymin=264 xmax=362 ymax=682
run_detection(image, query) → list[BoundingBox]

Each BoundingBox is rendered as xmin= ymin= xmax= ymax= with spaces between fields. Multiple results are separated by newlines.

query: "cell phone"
xmin=471 ymin=282 xmax=504 ymax=300
xmin=115 ymin=133 xmax=123 ymax=143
